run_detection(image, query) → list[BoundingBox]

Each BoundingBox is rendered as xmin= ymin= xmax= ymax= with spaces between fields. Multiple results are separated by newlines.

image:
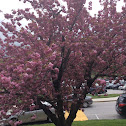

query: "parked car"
xmin=106 ymin=83 xmax=114 ymax=89
xmin=106 ymin=80 xmax=118 ymax=89
xmin=83 ymin=96 xmax=93 ymax=108
xmin=89 ymin=86 xmax=107 ymax=94
xmin=89 ymin=79 xmax=107 ymax=94
xmin=118 ymin=84 xmax=126 ymax=90
xmin=116 ymin=94 xmax=126 ymax=115
xmin=119 ymin=80 xmax=126 ymax=85
xmin=66 ymin=94 xmax=93 ymax=108
xmin=112 ymin=83 xmax=122 ymax=90
xmin=2 ymin=102 xmax=55 ymax=125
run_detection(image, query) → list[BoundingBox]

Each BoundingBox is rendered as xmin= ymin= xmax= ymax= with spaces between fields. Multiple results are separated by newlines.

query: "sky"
xmin=0 ymin=0 xmax=31 ymax=13
xmin=0 ymin=0 xmax=31 ymax=22
xmin=0 ymin=0 xmax=125 ymax=21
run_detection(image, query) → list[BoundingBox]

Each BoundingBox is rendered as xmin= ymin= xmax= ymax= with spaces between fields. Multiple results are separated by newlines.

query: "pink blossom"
xmin=17 ymin=22 xmax=21 ymax=26
xmin=8 ymin=120 xmax=13 ymax=125
xmin=26 ymin=68 xmax=32 ymax=73
xmin=28 ymin=61 xmax=37 ymax=67
xmin=23 ymin=73 xmax=29 ymax=79
xmin=99 ymin=79 xmax=106 ymax=84
xmin=16 ymin=66 xmax=24 ymax=73
xmin=92 ymin=50 xmax=97 ymax=54
xmin=75 ymin=43 xmax=79 ymax=47
xmin=25 ymin=8 xmax=30 ymax=11
xmin=104 ymin=93 xmax=108 ymax=96
xmin=35 ymin=52 xmax=41 ymax=58
xmin=54 ymin=68 xmax=59 ymax=74
xmin=29 ymin=74 xmax=33 ymax=78
xmin=31 ymin=52 xmax=41 ymax=59
xmin=102 ymin=51 xmax=106 ymax=54
xmin=12 ymin=10 xmax=16 ymax=14
xmin=14 ymin=121 xmax=23 ymax=126
xmin=30 ymin=99 xmax=34 ymax=103
xmin=1 ymin=76 xmax=11 ymax=84
xmin=48 ymin=62 xmax=53 ymax=69
xmin=31 ymin=114 xmax=36 ymax=120
xmin=52 ymin=74 xmax=58 ymax=80
xmin=100 ymin=60 xmax=106 ymax=64
xmin=30 ymin=105 xmax=36 ymax=111
xmin=42 ymin=88 xmax=46 ymax=94
xmin=46 ymin=47 xmax=52 ymax=53
xmin=11 ymin=82 xmax=19 ymax=88
xmin=0 ymin=110 xmax=6 ymax=116
xmin=50 ymin=54 xmax=56 ymax=60
xmin=4 ymin=14 xmax=13 ymax=19
xmin=52 ymin=43 xmax=57 ymax=49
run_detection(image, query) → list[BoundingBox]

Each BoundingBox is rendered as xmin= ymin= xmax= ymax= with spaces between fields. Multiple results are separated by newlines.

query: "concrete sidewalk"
xmin=93 ymin=96 xmax=118 ymax=102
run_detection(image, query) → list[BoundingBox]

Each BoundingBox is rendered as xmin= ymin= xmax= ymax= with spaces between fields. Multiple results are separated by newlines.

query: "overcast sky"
xmin=0 ymin=0 xmax=125 ymax=21
xmin=0 ymin=0 xmax=31 ymax=13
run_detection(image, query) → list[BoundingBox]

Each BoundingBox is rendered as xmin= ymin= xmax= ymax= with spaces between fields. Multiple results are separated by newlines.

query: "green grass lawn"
xmin=88 ymin=94 xmax=120 ymax=99
xmin=23 ymin=120 xmax=126 ymax=126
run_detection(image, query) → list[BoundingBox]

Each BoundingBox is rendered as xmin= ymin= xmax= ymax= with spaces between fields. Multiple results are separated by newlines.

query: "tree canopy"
xmin=0 ymin=0 xmax=126 ymax=126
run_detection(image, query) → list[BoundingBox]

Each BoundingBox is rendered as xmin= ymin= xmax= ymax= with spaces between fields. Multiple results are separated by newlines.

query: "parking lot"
xmin=84 ymin=89 xmax=126 ymax=120
xmin=107 ymin=89 xmax=124 ymax=94
xmin=84 ymin=101 xmax=126 ymax=120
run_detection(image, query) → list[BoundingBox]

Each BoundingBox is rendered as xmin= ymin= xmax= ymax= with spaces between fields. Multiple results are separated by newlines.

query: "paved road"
xmin=84 ymin=101 xmax=126 ymax=120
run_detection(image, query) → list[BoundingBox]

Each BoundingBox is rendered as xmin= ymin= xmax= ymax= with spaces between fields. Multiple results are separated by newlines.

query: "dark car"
xmin=83 ymin=96 xmax=93 ymax=108
xmin=89 ymin=86 xmax=107 ymax=94
xmin=116 ymin=94 xmax=126 ymax=115
xmin=66 ymin=94 xmax=93 ymax=108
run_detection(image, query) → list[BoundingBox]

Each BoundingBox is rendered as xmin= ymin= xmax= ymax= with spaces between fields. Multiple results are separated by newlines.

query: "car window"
xmin=123 ymin=97 xmax=126 ymax=103
xmin=119 ymin=96 xmax=126 ymax=103
xmin=119 ymin=97 xmax=124 ymax=102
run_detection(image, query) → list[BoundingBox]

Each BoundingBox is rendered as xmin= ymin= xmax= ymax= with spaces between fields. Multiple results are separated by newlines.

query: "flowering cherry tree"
xmin=0 ymin=0 xmax=126 ymax=126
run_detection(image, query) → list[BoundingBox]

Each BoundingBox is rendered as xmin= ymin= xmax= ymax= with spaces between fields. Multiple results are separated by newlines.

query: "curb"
xmin=92 ymin=97 xmax=118 ymax=102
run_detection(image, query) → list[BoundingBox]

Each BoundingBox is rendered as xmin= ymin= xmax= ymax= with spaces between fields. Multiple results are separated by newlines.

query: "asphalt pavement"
xmin=66 ymin=89 xmax=123 ymax=121
xmin=84 ymin=89 xmax=124 ymax=120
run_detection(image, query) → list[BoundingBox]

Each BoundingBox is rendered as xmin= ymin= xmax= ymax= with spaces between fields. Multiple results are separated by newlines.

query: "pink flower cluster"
xmin=1 ymin=76 xmax=11 ymax=84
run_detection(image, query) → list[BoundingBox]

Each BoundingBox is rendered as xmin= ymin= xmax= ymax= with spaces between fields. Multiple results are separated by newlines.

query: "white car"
xmin=2 ymin=102 xmax=55 ymax=125
xmin=118 ymin=84 xmax=126 ymax=90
